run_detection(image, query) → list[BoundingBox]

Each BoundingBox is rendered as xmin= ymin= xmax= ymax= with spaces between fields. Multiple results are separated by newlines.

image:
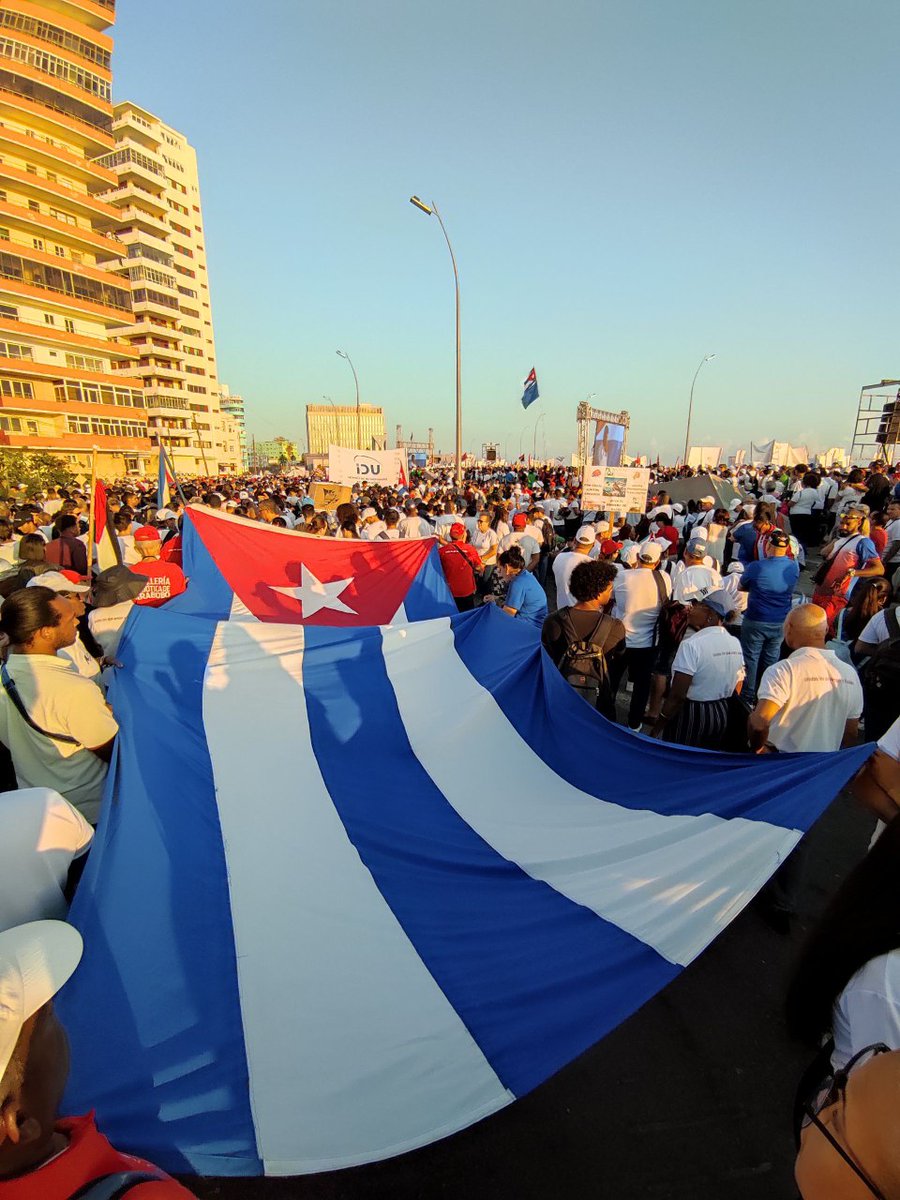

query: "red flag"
xmin=94 ymin=479 xmax=108 ymax=545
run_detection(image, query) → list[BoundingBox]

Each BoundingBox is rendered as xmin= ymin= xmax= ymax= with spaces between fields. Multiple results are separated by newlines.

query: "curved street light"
xmin=683 ymin=354 xmax=717 ymax=467
xmin=335 ymin=350 xmax=361 ymax=449
xmin=410 ymin=196 xmax=461 ymax=485
xmin=533 ymin=412 xmax=546 ymax=462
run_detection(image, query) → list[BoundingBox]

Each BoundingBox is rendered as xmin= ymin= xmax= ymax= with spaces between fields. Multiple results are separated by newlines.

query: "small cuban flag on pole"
xmin=520 ymin=367 xmax=539 ymax=410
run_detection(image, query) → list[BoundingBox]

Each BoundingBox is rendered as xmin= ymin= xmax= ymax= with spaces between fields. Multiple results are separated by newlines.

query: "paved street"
xmin=188 ymin=790 xmax=872 ymax=1200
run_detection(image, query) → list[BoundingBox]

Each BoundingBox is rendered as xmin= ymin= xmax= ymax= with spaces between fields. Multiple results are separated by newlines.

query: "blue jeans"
xmin=740 ymin=618 xmax=784 ymax=702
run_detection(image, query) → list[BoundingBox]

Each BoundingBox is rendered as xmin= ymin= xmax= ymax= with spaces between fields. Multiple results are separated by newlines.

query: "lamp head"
xmin=410 ymin=196 xmax=433 ymax=216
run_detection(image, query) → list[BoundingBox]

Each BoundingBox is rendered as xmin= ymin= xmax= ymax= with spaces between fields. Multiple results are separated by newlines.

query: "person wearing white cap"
xmin=552 ymin=526 xmax=596 ymax=610
xmin=359 ymin=507 xmax=387 ymax=541
xmin=650 ymin=591 xmax=744 ymax=747
xmin=611 ymin=540 xmax=671 ymax=730
xmin=671 ymin=544 xmax=723 ymax=605
xmin=0 ymin=789 xmax=92 ymax=931
xmin=25 ymin=573 xmax=99 ymax=685
xmin=0 ymin=921 xmax=195 ymax=1195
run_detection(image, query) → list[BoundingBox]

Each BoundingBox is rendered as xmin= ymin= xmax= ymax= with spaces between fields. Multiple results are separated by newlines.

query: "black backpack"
xmin=556 ymin=609 xmax=611 ymax=705
xmin=860 ymin=606 xmax=900 ymax=728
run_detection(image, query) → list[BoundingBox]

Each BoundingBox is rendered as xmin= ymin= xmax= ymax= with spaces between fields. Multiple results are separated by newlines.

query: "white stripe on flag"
xmin=382 ymin=619 xmax=801 ymax=968
xmin=202 ymin=621 xmax=511 ymax=1175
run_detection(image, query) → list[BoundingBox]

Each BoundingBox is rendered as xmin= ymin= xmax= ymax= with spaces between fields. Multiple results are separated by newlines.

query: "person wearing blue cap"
xmin=650 ymin=590 xmax=746 ymax=749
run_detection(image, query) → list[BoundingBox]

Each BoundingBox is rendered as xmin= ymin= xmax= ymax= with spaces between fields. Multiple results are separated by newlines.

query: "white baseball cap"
xmin=0 ymin=921 xmax=83 ymax=1083
xmin=361 ymin=507 xmax=377 ymax=520
xmin=638 ymin=541 xmax=663 ymax=563
xmin=156 ymin=508 xmax=177 ymax=521
xmin=690 ymin=525 xmax=709 ymax=540
xmin=701 ymin=495 xmax=716 ymax=504
xmin=574 ymin=526 xmax=596 ymax=545
xmin=26 ymin=571 xmax=89 ymax=595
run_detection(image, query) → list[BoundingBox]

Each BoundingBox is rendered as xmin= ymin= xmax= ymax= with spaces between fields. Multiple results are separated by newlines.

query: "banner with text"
xmin=582 ymin=464 xmax=651 ymax=513
xmin=328 ymin=445 xmax=406 ymax=487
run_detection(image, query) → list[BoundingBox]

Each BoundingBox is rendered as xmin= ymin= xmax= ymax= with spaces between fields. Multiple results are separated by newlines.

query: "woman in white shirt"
xmin=650 ymin=589 xmax=744 ymax=749
xmin=787 ymin=811 xmax=900 ymax=1072
xmin=789 ymin=471 xmax=822 ymax=552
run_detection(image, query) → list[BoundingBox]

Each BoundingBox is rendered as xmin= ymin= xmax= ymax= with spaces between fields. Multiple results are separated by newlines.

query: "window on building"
xmin=0 ymin=304 xmax=17 ymax=320
xmin=64 ymin=318 xmax=75 ymax=333
xmin=44 ymin=314 xmax=55 ymax=325
xmin=0 ymin=341 xmax=32 ymax=359
xmin=0 ymin=416 xmax=22 ymax=432
xmin=0 ymin=379 xmax=34 ymax=398
xmin=25 ymin=420 xmax=37 ymax=434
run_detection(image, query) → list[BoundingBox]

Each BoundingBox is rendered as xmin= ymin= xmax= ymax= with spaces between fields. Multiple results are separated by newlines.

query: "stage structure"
xmin=396 ymin=426 xmax=435 ymax=468
xmin=849 ymin=381 xmax=900 ymax=464
xmin=482 ymin=443 xmax=499 ymax=462
xmin=575 ymin=402 xmax=630 ymax=469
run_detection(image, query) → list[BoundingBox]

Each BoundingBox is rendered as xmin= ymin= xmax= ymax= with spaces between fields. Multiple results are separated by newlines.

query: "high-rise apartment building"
xmin=218 ymin=383 xmax=248 ymax=467
xmin=306 ymin=403 xmax=386 ymax=456
xmin=0 ymin=0 xmax=150 ymax=476
xmin=95 ymin=101 xmax=240 ymax=475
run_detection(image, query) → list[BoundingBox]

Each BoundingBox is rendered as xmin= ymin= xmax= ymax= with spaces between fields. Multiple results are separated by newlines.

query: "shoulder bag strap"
xmin=450 ymin=542 xmax=478 ymax=583
xmin=1 ymin=662 xmax=80 ymax=745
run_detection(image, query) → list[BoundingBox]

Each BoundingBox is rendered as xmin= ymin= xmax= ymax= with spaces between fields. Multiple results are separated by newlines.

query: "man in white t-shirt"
xmin=398 ymin=503 xmax=433 ymax=539
xmin=0 ymin=588 xmax=119 ymax=824
xmin=0 ymin=787 xmax=92 ymax=931
xmin=671 ymin=544 xmax=723 ymax=604
xmin=612 ymin=542 xmax=671 ymax=730
xmin=498 ymin=514 xmax=540 ymax=571
xmin=749 ymin=603 xmax=862 ymax=753
xmin=552 ymin=526 xmax=596 ymax=609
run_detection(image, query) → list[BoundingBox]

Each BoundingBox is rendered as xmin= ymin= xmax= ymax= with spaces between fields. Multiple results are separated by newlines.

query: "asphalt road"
xmin=184 ymin=793 xmax=872 ymax=1200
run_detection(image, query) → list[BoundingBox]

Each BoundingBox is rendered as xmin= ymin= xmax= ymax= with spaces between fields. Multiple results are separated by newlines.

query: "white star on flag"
xmin=270 ymin=564 xmax=356 ymax=619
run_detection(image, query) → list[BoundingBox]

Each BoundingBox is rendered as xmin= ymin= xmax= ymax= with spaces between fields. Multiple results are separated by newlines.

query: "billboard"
xmin=328 ymin=445 xmax=407 ymax=487
xmin=582 ymin=465 xmax=651 ymax=514
xmin=591 ymin=420 xmax=626 ymax=468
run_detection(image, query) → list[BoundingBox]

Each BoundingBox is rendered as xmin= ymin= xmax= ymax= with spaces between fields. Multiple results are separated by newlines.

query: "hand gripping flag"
xmin=166 ymin=506 xmax=455 ymax=624
xmin=521 ymin=367 xmax=539 ymax=409
xmin=58 ymin=603 xmax=873 ymax=1177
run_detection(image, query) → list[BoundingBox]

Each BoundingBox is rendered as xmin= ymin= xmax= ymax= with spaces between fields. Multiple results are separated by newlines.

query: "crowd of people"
xmin=0 ymin=454 xmax=899 ymax=1197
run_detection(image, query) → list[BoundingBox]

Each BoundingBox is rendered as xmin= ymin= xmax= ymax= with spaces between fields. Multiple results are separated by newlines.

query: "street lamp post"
xmin=683 ymin=354 xmax=716 ymax=467
xmin=410 ymin=196 xmax=461 ymax=487
xmin=335 ymin=350 xmax=361 ymax=449
xmin=533 ymin=413 xmax=546 ymax=462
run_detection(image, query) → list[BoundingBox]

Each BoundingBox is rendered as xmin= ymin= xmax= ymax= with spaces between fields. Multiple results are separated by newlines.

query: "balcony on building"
xmin=33 ymin=0 xmax=116 ymax=35
xmin=0 ymin=71 xmax=113 ymax=155
xmin=0 ymin=124 xmax=117 ymax=193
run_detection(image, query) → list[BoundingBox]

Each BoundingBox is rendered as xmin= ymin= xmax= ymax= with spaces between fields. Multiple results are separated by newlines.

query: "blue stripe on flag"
xmin=403 ymin=542 xmax=456 ymax=620
xmin=450 ymin=606 xmax=873 ymax=827
xmin=165 ymin=517 xmax=235 ymax=620
xmin=59 ymin=609 xmax=262 ymax=1176
xmin=301 ymin=625 xmax=679 ymax=1097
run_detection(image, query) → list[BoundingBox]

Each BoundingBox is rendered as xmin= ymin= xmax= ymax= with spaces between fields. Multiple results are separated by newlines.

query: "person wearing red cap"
xmin=497 ymin=513 xmax=540 ymax=573
xmin=438 ymin=524 xmax=483 ymax=612
xmin=130 ymin=528 xmax=186 ymax=608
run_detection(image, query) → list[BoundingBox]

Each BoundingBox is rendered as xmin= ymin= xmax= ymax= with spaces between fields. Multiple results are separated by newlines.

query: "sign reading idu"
xmin=328 ymin=445 xmax=406 ymax=487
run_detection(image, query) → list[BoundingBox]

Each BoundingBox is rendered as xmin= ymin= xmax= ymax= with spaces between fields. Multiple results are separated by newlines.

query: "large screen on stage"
xmin=591 ymin=420 xmax=625 ymax=467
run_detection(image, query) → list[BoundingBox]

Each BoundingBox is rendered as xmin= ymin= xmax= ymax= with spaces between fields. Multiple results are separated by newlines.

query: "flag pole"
xmin=87 ymin=444 xmax=98 ymax=577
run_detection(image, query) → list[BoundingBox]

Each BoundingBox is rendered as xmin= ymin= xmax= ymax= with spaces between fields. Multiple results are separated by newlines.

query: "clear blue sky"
xmin=112 ymin=0 xmax=900 ymax=461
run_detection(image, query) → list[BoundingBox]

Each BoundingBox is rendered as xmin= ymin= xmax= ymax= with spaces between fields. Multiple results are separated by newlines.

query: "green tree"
xmin=0 ymin=449 xmax=79 ymax=496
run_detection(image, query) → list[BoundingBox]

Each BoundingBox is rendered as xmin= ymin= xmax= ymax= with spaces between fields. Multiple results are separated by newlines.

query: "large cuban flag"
xmin=58 ymin=592 xmax=873 ymax=1178
xmin=168 ymin=506 xmax=456 ymax=624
